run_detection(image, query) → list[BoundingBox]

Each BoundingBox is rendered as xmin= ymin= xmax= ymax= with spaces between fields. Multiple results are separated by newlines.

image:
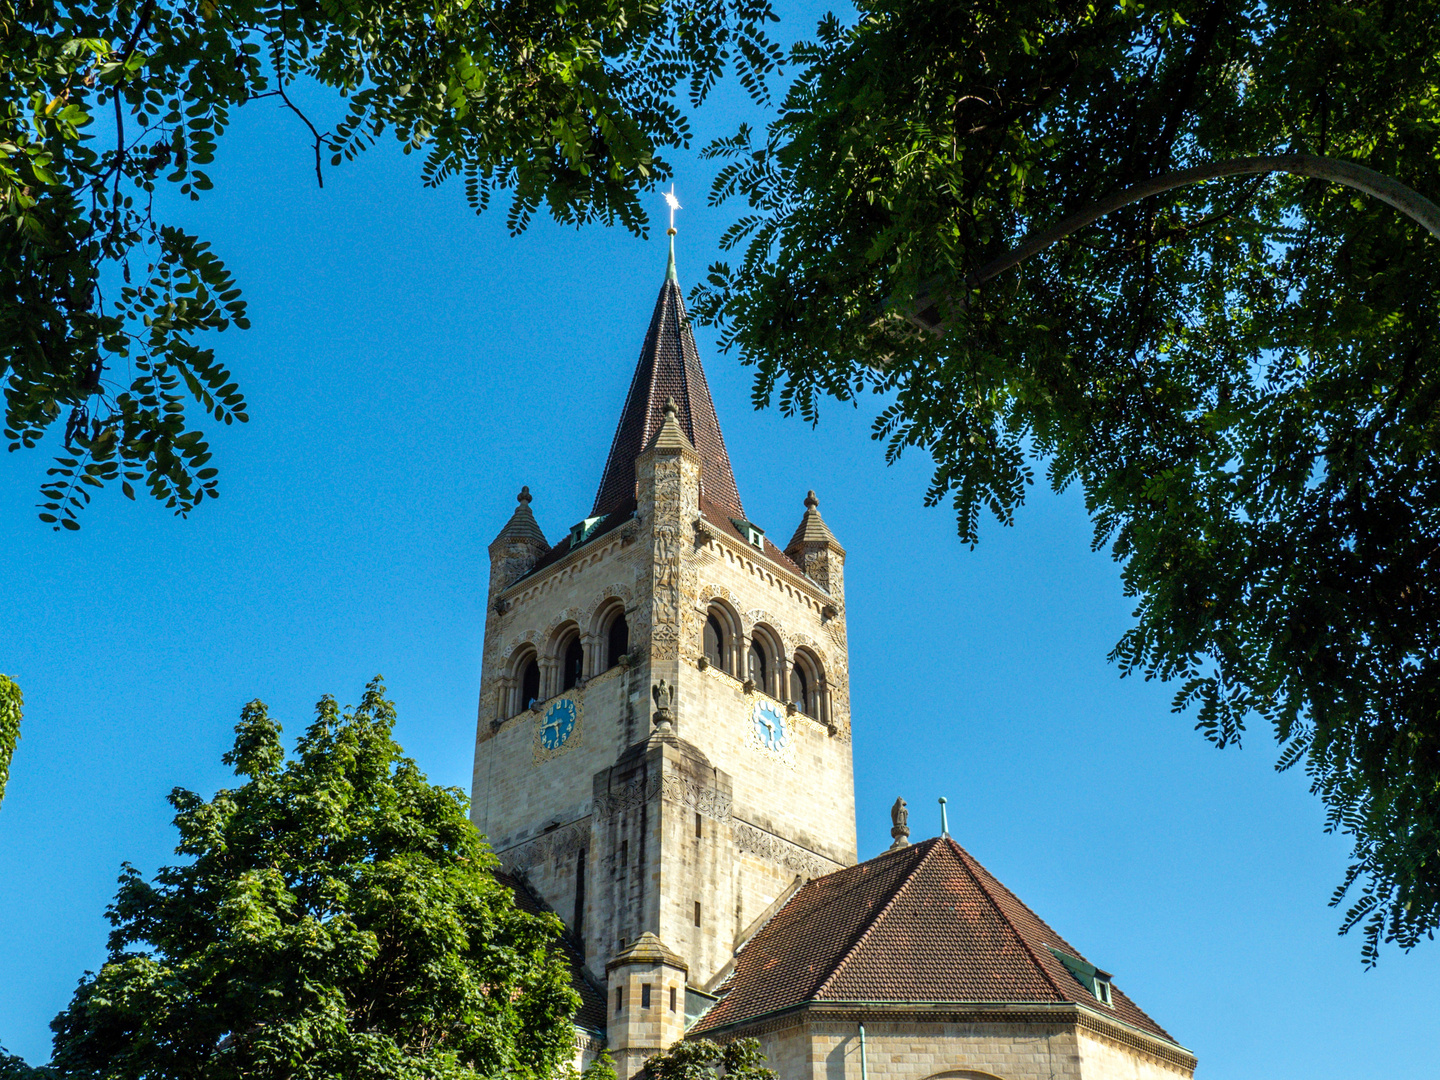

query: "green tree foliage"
xmin=0 ymin=1045 xmax=55 ymax=1079
xmin=2 ymin=0 xmax=779 ymax=529
xmin=693 ymin=0 xmax=1440 ymax=963
xmin=643 ymin=1038 xmax=775 ymax=1080
xmin=47 ymin=677 xmax=581 ymax=1078
xmin=0 ymin=674 xmax=22 ymax=808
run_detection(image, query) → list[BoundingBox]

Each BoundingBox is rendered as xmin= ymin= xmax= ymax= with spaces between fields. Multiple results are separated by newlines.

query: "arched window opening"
xmin=607 ymin=614 xmax=630 ymax=668
xmin=747 ymin=641 xmax=768 ymax=692
xmin=704 ymin=614 xmax=728 ymax=672
xmin=520 ymin=659 xmax=541 ymax=713
xmin=791 ymin=664 xmax=811 ymax=716
xmin=562 ymin=636 xmax=585 ymax=691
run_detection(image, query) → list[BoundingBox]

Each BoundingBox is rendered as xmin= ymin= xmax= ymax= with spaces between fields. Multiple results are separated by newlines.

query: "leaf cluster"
xmin=47 ymin=677 xmax=581 ymax=1078
xmin=0 ymin=673 xmax=21 ymax=809
xmin=643 ymin=1038 xmax=775 ymax=1080
xmin=693 ymin=0 xmax=1440 ymax=963
xmin=3 ymin=0 xmax=781 ymax=527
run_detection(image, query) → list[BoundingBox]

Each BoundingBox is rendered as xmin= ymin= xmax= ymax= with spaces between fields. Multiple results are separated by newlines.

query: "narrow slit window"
xmin=642 ymin=983 xmax=652 ymax=1009
xmin=694 ymin=900 xmax=702 ymax=927
xmin=669 ymin=986 xmax=677 ymax=1012
xmin=573 ymin=848 xmax=586 ymax=942
xmin=695 ymin=812 xmax=703 ymax=838
xmin=614 ymin=986 xmax=623 ymax=1013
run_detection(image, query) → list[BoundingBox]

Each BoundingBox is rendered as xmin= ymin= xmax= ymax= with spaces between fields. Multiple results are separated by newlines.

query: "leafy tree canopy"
xmin=0 ymin=1045 xmax=55 ymax=1079
xmin=643 ymin=1038 xmax=775 ymax=1080
xmin=2 ymin=0 xmax=778 ymax=528
xmin=693 ymin=0 xmax=1440 ymax=963
xmin=46 ymin=677 xmax=580 ymax=1078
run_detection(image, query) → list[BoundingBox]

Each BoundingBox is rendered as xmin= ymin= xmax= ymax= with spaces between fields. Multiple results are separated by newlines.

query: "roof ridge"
xmin=944 ymin=838 xmax=1068 ymax=1001
xmin=812 ymin=838 xmax=941 ymax=999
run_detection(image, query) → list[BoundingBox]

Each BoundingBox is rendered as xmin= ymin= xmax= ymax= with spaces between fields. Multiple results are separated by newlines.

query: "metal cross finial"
xmin=664 ymin=185 xmax=681 ymax=236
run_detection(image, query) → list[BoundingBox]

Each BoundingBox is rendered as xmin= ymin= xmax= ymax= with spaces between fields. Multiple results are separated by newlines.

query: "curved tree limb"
xmin=908 ymin=153 xmax=1440 ymax=334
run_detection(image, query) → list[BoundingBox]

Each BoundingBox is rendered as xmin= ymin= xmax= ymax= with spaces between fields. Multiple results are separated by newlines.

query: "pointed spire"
xmin=648 ymin=396 xmax=694 ymax=452
xmin=590 ymin=254 xmax=745 ymax=519
xmin=786 ymin=490 xmax=841 ymax=553
xmin=490 ymin=486 xmax=549 ymax=552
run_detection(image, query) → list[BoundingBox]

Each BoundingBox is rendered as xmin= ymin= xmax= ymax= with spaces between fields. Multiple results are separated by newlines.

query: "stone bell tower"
xmin=471 ymin=243 xmax=856 ymax=1076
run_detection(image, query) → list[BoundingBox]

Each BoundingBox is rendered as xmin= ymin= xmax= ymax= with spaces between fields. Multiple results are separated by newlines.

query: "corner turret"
xmin=488 ymin=487 xmax=550 ymax=603
xmin=785 ymin=491 xmax=846 ymax=601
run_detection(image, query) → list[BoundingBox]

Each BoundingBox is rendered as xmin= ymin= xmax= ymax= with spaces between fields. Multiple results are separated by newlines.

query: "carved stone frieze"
xmin=501 ymin=817 xmax=592 ymax=873
xmin=594 ymin=773 xmax=663 ymax=820
xmin=732 ymin=821 xmax=838 ymax=879
xmin=661 ymin=773 xmax=733 ymax=822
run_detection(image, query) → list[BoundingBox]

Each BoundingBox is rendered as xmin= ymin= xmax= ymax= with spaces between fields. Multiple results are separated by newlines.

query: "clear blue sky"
xmin=2 ymin=8 xmax=1437 ymax=1075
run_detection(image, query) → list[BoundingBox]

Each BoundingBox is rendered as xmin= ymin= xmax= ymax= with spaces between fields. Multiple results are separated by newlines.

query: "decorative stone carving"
xmin=660 ymin=773 xmax=733 ymax=822
xmin=652 ymin=679 xmax=675 ymax=732
xmin=595 ymin=774 xmax=663 ymax=820
xmin=889 ymin=796 xmax=911 ymax=849
xmin=732 ymin=821 xmax=836 ymax=878
xmin=502 ymin=818 xmax=592 ymax=873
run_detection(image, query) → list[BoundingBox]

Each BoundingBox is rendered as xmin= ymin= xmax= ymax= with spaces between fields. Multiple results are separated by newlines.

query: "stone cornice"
xmin=695 ymin=1001 xmax=1196 ymax=1073
xmin=700 ymin=525 xmax=834 ymax=610
xmin=500 ymin=526 xmax=630 ymax=606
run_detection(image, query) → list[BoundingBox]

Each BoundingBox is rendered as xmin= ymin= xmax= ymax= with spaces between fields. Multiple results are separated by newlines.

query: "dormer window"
xmin=569 ymin=515 xmax=604 ymax=547
xmin=1048 ymin=946 xmax=1115 ymax=1008
xmin=731 ymin=517 xmax=765 ymax=550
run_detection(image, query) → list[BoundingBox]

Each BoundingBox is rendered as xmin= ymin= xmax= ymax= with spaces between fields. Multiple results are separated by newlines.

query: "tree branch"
xmin=906 ymin=153 xmax=1440 ymax=334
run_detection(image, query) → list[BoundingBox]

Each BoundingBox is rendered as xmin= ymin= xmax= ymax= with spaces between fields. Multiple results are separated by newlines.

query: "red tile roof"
xmin=698 ymin=496 xmax=807 ymax=579
xmin=591 ymin=271 xmax=744 ymax=520
xmin=691 ymin=837 xmax=1177 ymax=1044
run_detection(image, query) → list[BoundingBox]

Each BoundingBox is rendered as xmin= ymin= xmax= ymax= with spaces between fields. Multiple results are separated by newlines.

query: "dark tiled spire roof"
xmin=692 ymin=836 xmax=1179 ymax=1046
xmin=591 ymin=254 xmax=744 ymax=519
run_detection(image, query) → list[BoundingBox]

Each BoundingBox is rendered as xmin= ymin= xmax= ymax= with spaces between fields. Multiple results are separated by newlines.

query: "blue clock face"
xmin=753 ymin=701 xmax=788 ymax=752
xmin=542 ymin=699 xmax=577 ymax=750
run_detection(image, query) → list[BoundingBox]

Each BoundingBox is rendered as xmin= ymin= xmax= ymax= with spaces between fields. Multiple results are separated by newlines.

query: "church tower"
xmin=471 ymin=246 xmax=856 ymax=1076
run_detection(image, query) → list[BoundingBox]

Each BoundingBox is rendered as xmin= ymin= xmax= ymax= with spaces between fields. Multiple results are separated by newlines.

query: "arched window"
xmin=790 ymin=649 xmax=823 ymax=718
xmin=704 ymin=614 xmax=728 ymax=672
xmin=562 ymin=636 xmax=585 ymax=691
xmin=520 ymin=658 xmax=541 ymax=713
xmin=790 ymin=664 xmax=810 ymax=715
xmin=747 ymin=640 xmax=768 ymax=692
xmin=607 ymin=614 xmax=630 ymax=668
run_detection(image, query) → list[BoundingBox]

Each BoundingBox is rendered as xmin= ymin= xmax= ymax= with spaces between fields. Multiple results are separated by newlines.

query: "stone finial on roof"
xmin=889 ymin=796 xmax=911 ymax=850
xmin=489 ymin=484 xmax=549 ymax=554
xmin=785 ymin=489 xmax=845 ymax=556
xmin=646 ymin=395 xmax=696 ymax=453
